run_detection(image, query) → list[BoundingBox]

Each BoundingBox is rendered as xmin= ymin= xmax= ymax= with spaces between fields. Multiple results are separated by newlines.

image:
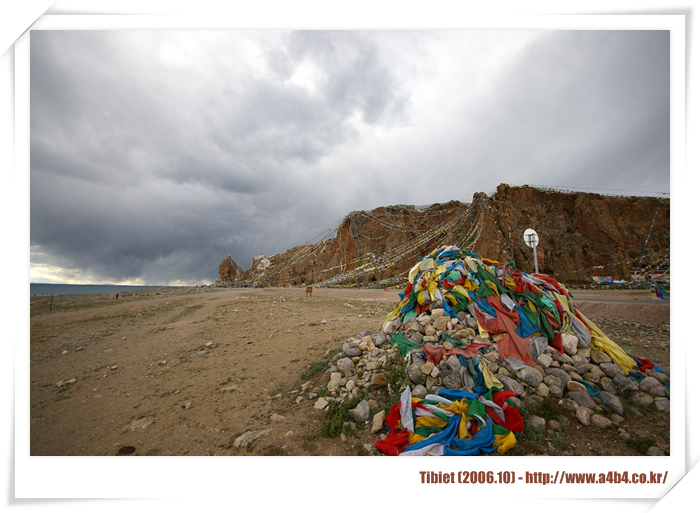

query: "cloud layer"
xmin=30 ymin=30 xmax=670 ymax=285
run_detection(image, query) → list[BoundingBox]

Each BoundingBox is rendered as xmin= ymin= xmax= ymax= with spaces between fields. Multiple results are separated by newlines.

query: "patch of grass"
xmin=527 ymin=396 xmax=568 ymax=421
xmin=321 ymin=395 xmax=365 ymax=438
xmin=260 ymin=445 xmax=287 ymax=456
xmin=624 ymin=434 xmax=656 ymax=455
xmin=301 ymin=360 xmax=329 ymax=381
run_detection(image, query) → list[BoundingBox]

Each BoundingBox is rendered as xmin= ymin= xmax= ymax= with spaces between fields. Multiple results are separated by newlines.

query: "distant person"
xmin=116 ymin=292 xmax=119 ymax=300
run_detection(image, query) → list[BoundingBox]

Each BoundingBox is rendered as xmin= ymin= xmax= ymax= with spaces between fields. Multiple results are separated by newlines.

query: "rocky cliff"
xmin=218 ymin=184 xmax=669 ymax=287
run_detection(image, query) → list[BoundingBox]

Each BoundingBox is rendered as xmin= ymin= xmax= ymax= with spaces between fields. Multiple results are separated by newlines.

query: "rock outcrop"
xmin=218 ymin=184 xmax=669 ymax=287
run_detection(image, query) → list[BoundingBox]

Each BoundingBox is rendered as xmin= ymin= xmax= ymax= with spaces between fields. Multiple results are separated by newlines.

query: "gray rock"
xmin=600 ymin=377 xmax=618 ymax=394
xmin=655 ymin=397 xmax=670 ymax=412
xmin=639 ymin=376 xmax=662 ymax=392
xmin=349 ymin=400 xmax=370 ymax=423
xmin=568 ymin=390 xmax=598 ymax=409
xmin=599 ymin=362 xmax=624 ymax=378
xmin=561 ymin=333 xmax=579 ymax=355
xmin=314 ymin=398 xmax=329 ymax=410
xmin=548 ymin=383 xmax=564 ymax=399
xmin=576 ymin=406 xmax=593 ymax=426
xmin=516 ymin=366 xmax=544 ymax=387
xmin=343 ymin=342 xmax=362 ymax=357
xmin=591 ymin=414 xmax=612 ymax=428
xmin=336 ymin=357 xmax=356 ymax=375
xmin=571 ymin=354 xmax=589 ymax=365
xmin=562 ymin=398 xmax=578 ymax=411
xmin=412 ymin=384 xmax=428 ymax=398
xmin=504 ymin=356 xmax=528 ymax=372
xmin=647 ymin=446 xmax=665 ymax=456
xmin=536 ymin=353 xmax=553 ymax=368
xmin=420 ymin=362 xmax=435 ymax=376
xmin=441 ymin=369 xmax=462 ymax=389
xmin=446 ymin=354 xmax=463 ymax=373
xmin=270 ymin=413 xmax=286 ymax=422
xmin=549 ymin=350 xmax=575 ymax=366
xmin=545 ymin=367 xmax=572 ymax=386
xmin=407 ymin=363 xmax=426 ymax=385
xmin=234 ymin=429 xmax=273 ymax=448
xmin=498 ymin=375 xmax=525 ymax=396
xmin=548 ymin=419 xmax=561 ymax=431
xmin=599 ymin=391 xmax=625 ymax=416
xmin=536 ymin=383 xmax=550 ymax=397
xmin=631 ymin=392 xmax=655 ymax=407
xmin=590 ymin=350 xmax=612 ymax=364
xmin=409 ymin=331 xmax=424 ymax=345
xmin=573 ymin=363 xmax=594 ymax=375
xmin=613 ymin=374 xmax=639 ymax=393
xmin=528 ymin=415 xmax=546 ymax=431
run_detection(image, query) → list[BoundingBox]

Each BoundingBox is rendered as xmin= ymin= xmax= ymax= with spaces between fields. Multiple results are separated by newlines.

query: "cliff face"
xmin=220 ymin=184 xmax=669 ymax=287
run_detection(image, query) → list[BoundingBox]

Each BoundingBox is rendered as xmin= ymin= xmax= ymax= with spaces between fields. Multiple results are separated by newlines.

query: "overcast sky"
xmin=29 ymin=29 xmax=670 ymax=286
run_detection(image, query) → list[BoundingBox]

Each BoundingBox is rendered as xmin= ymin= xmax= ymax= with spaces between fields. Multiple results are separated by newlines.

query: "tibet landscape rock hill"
xmin=217 ymin=184 xmax=669 ymax=288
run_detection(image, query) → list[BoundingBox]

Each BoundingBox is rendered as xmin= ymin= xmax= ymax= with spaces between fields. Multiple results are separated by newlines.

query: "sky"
xmin=29 ymin=29 xmax=671 ymax=286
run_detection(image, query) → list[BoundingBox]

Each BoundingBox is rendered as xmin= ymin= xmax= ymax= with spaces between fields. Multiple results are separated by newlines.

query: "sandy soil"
xmin=29 ymin=286 xmax=670 ymax=457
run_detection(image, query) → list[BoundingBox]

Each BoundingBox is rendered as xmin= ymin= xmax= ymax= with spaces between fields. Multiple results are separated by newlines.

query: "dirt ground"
xmin=29 ymin=286 xmax=671 ymax=457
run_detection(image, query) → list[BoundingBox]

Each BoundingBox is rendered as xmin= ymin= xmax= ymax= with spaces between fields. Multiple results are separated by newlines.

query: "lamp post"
xmin=523 ymin=228 xmax=539 ymax=274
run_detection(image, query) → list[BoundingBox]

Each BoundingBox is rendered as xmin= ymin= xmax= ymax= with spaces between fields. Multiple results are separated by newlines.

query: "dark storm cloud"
xmin=29 ymin=29 xmax=671 ymax=285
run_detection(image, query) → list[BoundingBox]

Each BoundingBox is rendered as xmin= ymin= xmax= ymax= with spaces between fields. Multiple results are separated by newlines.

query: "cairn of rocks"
xmin=320 ymin=298 xmax=669 ymax=438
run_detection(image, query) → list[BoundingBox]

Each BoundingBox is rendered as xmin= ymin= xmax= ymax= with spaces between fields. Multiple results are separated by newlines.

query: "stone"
xmin=412 ymin=384 xmax=428 ymax=399
xmin=536 ymin=353 xmax=553 ymax=368
xmin=647 ymin=446 xmax=665 ymax=456
xmin=639 ymin=376 xmax=662 ymax=393
xmin=567 ymin=381 xmax=587 ymax=392
xmin=568 ymin=390 xmax=598 ymax=410
xmin=598 ymin=391 xmax=625 ymax=416
xmin=420 ymin=362 xmax=435 ymax=375
xmin=599 ymin=362 xmax=624 ymax=378
xmin=370 ymin=411 xmax=386 ymax=434
xmin=573 ymin=363 xmax=594 ymax=375
xmin=631 ymin=392 xmax=655 ymax=407
xmin=430 ymin=308 xmax=445 ymax=320
xmin=314 ymin=398 xmax=329 ymax=410
xmin=590 ymin=414 xmax=612 ymax=428
xmin=409 ymin=332 xmax=424 ymax=345
xmin=545 ymin=367 xmax=572 ymax=386
xmin=571 ymin=354 xmax=589 ymax=365
xmin=343 ymin=342 xmax=362 ymax=357
xmin=535 ymin=383 xmax=550 ymax=397
xmin=498 ymin=375 xmax=524 ymax=396
xmin=549 ymin=350 xmax=575 ymax=366
xmin=441 ymin=369 xmax=462 ymax=389
xmin=336 ymin=358 xmax=356 ymax=376
xmin=613 ymin=374 xmax=639 ymax=393
xmin=561 ymin=333 xmax=579 ymax=355
xmin=328 ymin=372 xmax=343 ymax=391
xmin=599 ymin=377 xmax=618 ymax=394
xmin=548 ymin=419 xmax=561 ymax=431
xmin=234 ymin=429 xmax=273 ymax=448
xmin=433 ymin=316 xmax=450 ymax=332
xmin=446 ymin=355 xmax=462 ymax=373
xmin=590 ymin=350 xmax=612 ymax=364
xmin=528 ymin=415 xmax=546 ymax=431
xmin=349 ymin=400 xmax=370 ymax=423
xmin=270 ymin=413 xmax=286 ymax=422
xmin=576 ymin=406 xmax=593 ymax=426
xmin=407 ymin=361 xmax=426 ymax=384
xmin=655 ymin=397 xmax=670 ymax=412
xmin=516 ymin=366 xmax=544 ymax=387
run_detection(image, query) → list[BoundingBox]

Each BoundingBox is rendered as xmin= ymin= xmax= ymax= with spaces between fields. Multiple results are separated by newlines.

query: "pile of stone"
xmin=320 ymin=297 xmax=669 ymax=438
